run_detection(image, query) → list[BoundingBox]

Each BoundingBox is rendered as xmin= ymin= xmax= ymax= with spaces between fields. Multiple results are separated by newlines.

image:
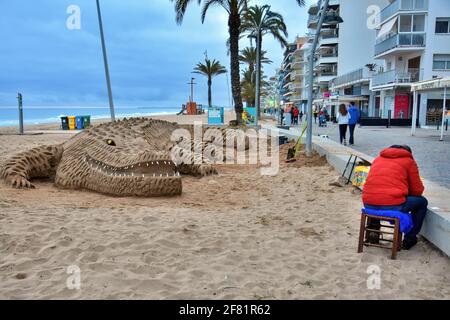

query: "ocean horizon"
xmin=0 ymin=106 xmax=182 ymax=127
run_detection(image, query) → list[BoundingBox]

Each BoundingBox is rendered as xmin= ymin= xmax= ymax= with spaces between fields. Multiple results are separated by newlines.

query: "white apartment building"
xmin=329 ymin=0 xmax=390 ymax=117
xmin=307 ymin=0 xmax=390 ymax=118
xmin=370 ymin=0 xmax=450 ymax=125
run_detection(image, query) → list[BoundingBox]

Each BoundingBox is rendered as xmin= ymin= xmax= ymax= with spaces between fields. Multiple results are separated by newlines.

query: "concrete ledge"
xmin=265 ymin=125 xmax=450 ymax=258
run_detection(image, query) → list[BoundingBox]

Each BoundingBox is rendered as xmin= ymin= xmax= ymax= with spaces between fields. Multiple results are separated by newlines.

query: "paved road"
xmin=310 ymin=122 xmax=450 ymax=188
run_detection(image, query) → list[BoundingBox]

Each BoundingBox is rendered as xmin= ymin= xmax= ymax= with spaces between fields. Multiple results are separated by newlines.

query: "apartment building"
xmin=276 ymin=38 xmax=307 ymax=108
xmin=307 ymin=0 xmax=389 ymax=117
xmin=307 ymin=0 xmax=340 ymax=113
xmin=370 ymin=0 xmax=450 ymax=125
xmin=329 ymin=0 xmax=390 ymax=117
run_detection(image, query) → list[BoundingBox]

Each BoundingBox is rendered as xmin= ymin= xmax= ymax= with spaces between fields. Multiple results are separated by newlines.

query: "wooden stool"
xmin=357 ymin=210 xmax=403 ymax=260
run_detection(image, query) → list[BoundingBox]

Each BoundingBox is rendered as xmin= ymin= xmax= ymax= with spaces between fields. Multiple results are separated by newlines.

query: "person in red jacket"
xmin=362 ymin=145 xmax=428 ymax=250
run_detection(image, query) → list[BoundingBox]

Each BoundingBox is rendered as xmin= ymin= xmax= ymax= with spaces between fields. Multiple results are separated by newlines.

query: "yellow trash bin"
xmin=68 ymin=116 xmax=76 ymax=130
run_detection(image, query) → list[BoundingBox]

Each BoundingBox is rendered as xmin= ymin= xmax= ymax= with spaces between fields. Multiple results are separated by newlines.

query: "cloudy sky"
xmin=0 ymin=0 xmax=310 ymax=109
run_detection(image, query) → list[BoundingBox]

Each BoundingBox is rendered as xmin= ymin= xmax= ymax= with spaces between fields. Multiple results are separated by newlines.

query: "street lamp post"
xmin=305 ymin=0 xmax=342 ymax=156
xmin=96 ymin=0 xmax=115 ymax=122
xmin=306 ymin=0 xmax=328 ymax=157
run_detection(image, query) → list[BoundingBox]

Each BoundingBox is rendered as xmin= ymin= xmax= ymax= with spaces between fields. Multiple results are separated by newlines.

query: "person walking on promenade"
xmin=313 ymin=107 xmax=319 ymax=124
xmin=337 ymin=104 xmax=351 ymax=145
xmin=299 ymin=110 xmax=303 ymax=123
xmin=293 ymin=106 xmax=299 ymax=125
xmin=284 ymin=105 xmax=292 ymax=126
xmin=362 ymin=145 xmax=427 ymax=250
xmin=348 ymin=102 xmax=360 ymax=146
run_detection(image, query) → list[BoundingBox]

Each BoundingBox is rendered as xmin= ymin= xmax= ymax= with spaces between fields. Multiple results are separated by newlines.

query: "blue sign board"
xmin=208 ymin=106 xmax=224 ymax=125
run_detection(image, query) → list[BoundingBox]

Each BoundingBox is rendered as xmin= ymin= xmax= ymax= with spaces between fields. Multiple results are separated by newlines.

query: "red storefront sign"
xmin=394 ymin=95 xmax=409 ymax=119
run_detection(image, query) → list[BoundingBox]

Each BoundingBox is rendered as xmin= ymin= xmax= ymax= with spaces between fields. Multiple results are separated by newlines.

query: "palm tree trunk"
xmin=229 ymin=13 xmax=243 ymax=124
xmin=208 ymin=77 xmax=212 ymax=107
xmin=256 ymin=32 xmax=263 ymax=120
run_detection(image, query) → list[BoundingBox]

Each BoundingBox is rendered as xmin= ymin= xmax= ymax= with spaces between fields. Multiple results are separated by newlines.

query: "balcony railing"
xmin=321 ymin=29 xmax=339 ymax=39
xmin=375 ymin=32 xmax=426 ymax=56
xmin=331 ymin=68 xmax=374 ymax=88
xmin=380 ymin=0 xmax=428 ymax=23
xmin=372 ymin=68 xmax=423 ymax=87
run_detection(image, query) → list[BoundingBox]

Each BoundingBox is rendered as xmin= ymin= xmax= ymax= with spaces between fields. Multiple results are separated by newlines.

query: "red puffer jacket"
xmin=362 ymin=148 xmax=424 ymax=206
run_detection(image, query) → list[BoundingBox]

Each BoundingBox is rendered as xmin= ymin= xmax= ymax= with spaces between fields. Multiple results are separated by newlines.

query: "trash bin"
xmin=76 ymin=116 xmax=84 ymax=130
xmin=60 ymin=116 xmax=69 ymax=130
xmin=82 ymin=115 xmax=91 ymax=129
xmin=68 ymin=116 xmax=76 ymax=130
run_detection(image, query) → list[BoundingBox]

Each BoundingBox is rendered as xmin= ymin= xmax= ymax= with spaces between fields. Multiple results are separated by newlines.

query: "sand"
xmin=0 ymin=113 xmax=449 ymax=299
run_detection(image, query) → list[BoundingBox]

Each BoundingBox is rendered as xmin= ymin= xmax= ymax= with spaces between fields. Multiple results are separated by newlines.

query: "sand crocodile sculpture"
xmin=0 ymin=118 xmax=244 ymax=197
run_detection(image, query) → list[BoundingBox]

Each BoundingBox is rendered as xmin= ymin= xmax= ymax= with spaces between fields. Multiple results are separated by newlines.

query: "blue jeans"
xmin=364 ymin=196 xmax=428 ymax=242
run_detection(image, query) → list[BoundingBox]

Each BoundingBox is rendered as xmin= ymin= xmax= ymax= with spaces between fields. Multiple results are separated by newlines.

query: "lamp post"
xmin=96 ymin=0 xmax=115 ymax=122
xmin=188 ymin=77 xmax=196 ymax=103
xmin=305 ymin=0 xmax=343 ymax=156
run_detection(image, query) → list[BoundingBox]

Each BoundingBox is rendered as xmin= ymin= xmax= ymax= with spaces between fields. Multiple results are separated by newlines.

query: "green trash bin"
xmin=82 ymin=115 xmax=91 ymax=129
xmin=60 ymin=116 xmax=69 ymax=130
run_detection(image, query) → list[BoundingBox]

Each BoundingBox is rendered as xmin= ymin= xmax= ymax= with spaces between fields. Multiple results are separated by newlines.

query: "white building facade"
xmin=370 ymin=0 xmax=450 ymax=125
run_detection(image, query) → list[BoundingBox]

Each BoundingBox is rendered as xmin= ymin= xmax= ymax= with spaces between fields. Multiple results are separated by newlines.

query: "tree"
xmin=241 ymin=4 xmax=288 ymax=118
xmin=241 ymin=67 xmax=269 ymax=107
xmin=170 ymin=0 xmax=248 ymax=123
xmin=193 ymin=58 xmax=227 ymax=107
xmin=239 ymin=46 xmax=272 ymax=77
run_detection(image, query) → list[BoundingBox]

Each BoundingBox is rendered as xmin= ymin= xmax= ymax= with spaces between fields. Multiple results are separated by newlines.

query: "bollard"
xmin=387 ymin=110 xmax=391 ymax=128
xmin=17 ymin=93 xmax=24 ymax=135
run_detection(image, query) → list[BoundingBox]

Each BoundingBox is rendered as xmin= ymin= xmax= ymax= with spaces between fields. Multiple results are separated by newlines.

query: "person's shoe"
xmin=344 ymin=139 xmax=347 ymax=146
xmin=403 ymin=238 xmax=418 ymax=250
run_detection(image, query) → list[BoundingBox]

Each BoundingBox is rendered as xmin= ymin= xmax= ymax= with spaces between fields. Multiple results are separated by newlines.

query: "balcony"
xmin=290 ymin=69 xmax=305 ymax=78
xmin=291 ymin=82 xmax=304 ymax=90
xmin=307 ymin=14 xmax=318 ymax=29
xmin=315 ymin=53 xmax=338 ymax=66
xmin=319 ymin=30 xmax=339 ymax=46
xmin=331 ymin=68 xmax=372 ymax=89
xmin=371 ymin=68 xmax=423 ymax=88
xmin=380 ymin=0 xmax=428 ymax=24
xmin=375 ymin=32 xmax=426 ymax=57
xmin=318 ymin=75 xmax=337 ymax=84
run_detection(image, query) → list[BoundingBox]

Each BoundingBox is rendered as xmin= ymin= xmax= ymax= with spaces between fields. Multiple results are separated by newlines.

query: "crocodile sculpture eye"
xmin=106 ymin=139 xmax=116 ymax=146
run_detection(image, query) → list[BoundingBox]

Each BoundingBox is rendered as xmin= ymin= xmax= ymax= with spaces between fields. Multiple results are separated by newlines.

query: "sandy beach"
xmin=0 ymin=113 xmax=449 ymax=299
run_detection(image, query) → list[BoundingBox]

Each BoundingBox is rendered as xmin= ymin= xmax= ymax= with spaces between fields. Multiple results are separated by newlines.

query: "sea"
xmin=0 ymin=106 xmax=181 ymax=127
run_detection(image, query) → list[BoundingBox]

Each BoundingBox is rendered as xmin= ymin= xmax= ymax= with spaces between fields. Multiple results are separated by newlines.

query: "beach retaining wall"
xmin=267 ymin=126 xmax=450 ymax=258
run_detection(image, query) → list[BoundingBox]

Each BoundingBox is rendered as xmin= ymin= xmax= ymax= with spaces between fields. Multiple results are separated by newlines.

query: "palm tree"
xmin=241 ymin=68 xmax=269 ymax=108
xmin=241 ymin=4 xmax=288 ymax=118
xmin=193 ymin=58 xmax=227 ymax=107
xmin=239 ymin=46 xmax=272 ymax=77
xmin=169 ymin=0 xmax=248 ymax=124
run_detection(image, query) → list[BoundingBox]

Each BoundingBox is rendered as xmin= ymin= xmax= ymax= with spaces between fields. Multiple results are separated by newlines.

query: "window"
xmin=413 ymin=15 xmax=425 ymax=32
xmin=399 ymin=14 xmax=426 ymax=33
xmin=436 ymin=18 xmax=450 ymax=34
xmin=433 ymin=54 xmax=450 ymax=70
xmin=400 ymin=15 xmax=412 ymax=32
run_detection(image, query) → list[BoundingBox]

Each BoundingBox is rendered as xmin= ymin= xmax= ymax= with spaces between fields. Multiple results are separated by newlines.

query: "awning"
xmin=330 ymin=95 xmax=369 ymax=102
xmin=376 ymin=17 xmax=398 ymax=40
xmin=313 ymin=95 xmax=369 ymax=106
xmin=410 ymin=77 xmax=450 ymax=91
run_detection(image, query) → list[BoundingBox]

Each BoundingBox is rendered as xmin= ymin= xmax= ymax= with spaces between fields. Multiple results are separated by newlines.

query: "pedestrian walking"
xmin=348 ymin=101 xmax=360 ymax=146
xmin=337 ymin=104 xmax=351 ymax=146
